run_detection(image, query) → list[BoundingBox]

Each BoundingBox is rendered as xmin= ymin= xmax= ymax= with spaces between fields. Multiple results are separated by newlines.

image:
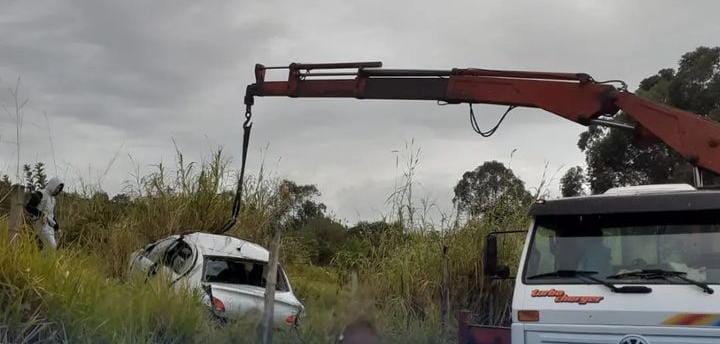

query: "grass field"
xmin=0 ymin=152 xmax=529 ymax=343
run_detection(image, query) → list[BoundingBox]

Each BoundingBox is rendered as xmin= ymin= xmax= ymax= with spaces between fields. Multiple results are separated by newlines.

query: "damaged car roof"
xmin=182 ymin=232 xmax=269 ymax=261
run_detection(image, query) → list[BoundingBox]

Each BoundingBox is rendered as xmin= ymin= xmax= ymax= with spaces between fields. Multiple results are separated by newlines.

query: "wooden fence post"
xmin=260 ymin=223 xmax=281 ymax=344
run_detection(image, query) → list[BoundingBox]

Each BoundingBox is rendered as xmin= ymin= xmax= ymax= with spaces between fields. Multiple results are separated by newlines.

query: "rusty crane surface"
xmin=244 ymin=61 xmax=720 ymax=175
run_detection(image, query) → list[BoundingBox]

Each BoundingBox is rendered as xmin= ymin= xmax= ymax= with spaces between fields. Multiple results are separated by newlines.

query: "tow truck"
xmin=238 ymin=62 xmax=720 ymax=344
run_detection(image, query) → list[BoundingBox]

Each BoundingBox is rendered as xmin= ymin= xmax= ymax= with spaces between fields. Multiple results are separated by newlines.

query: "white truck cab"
xmin=483 ymin=185 xmax=720 ymax=344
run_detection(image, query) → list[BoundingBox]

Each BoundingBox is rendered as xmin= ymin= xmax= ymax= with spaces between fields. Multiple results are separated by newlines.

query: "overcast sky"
xmin=1 ymin=0 xmax=719 ymax=223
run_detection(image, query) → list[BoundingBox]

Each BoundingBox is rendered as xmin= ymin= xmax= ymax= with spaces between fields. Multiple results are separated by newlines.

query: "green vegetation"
xmin=0 ymin=148 xmax=531 ymax=343
xmin=562 ymin=46 xmax=720 ymax=194
xmin=0 ymin=224 xmax=207 ymax=343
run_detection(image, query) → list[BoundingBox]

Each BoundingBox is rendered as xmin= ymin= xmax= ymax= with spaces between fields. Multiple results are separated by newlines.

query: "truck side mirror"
xmin=484 ymin=234 xmax=510 ymax=279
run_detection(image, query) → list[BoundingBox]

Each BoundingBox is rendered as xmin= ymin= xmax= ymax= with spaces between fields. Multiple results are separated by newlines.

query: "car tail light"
xmin=286 ymin=314 xmax=296 ymax=325
xmin=211 ymin=296 xmax=225 ymax=313
xmin=517 ymin=310 xmax=539 ymax=322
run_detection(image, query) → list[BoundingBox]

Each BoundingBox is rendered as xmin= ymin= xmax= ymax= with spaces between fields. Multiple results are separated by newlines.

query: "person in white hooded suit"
xmin=36 ymin=177 xmax=64 ymax=250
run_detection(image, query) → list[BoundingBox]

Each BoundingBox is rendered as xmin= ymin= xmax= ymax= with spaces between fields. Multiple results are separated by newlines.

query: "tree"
xmin=579 ymin=47 xmax=720 ymax=193
xmin=453 ymin=161 xmax=532 ymax=217
xmin=278 ymin=179 xmax=328 ymax=230
xmin=300 ymin=217 xmax=347 ymax=265
xmin=560 ymin=166 xmax=586 ymax=197
xmin=274 ymin=180 xmax=346 ymax=265
xmin=22 ymin=162 xmax=48 ymax=191
xmin=33 ymin=162 xmax=47 ymax=190
xmin=111 ymin=193 xmax=131 ymax=205
xmin=23 ymin=164 xmax=33 ymax=191
xmin=0 ymin=175 xmax=11 ymax=215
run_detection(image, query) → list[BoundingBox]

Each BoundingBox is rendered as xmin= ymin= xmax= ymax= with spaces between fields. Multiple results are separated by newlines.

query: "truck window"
xmin=524 ymin=210 xmax=720 ymax=284
xmin=203 ymin=256 xmax=289 ymax=292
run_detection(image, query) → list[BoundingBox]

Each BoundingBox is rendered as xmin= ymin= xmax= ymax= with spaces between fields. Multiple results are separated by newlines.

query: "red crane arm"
xmin=244 ymin=62 xmax=720 ymax=174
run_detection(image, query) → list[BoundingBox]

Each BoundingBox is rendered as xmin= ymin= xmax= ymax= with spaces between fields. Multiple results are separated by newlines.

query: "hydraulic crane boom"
xmin=244 ymin=61 xmax=720 ymax=175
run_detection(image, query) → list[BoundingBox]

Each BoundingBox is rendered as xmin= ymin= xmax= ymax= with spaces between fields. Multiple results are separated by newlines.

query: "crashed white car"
xmin=128 ymin=232 xmax=304 ymax=326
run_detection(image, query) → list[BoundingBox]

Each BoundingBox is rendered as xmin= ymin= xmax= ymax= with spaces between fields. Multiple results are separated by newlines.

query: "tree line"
xmin=561 ymin=46 xmax=720 ymax=196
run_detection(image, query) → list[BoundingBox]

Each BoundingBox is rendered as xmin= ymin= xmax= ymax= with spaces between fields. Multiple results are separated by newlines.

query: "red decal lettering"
xmin=530 ymin=289 xmax=604 ymax=305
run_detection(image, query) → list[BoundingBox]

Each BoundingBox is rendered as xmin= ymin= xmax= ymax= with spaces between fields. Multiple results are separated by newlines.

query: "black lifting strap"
xmin=221 ymin=105 xmax=253 ymax=233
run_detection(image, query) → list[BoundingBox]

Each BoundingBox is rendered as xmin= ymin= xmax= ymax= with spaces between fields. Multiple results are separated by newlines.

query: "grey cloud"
xmin=1 ymin=0 xmax=719 ymax=222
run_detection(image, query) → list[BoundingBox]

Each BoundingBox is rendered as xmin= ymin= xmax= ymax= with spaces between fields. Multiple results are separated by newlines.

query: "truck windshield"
xmin=524 ymin=210 xmax=720 ymax=285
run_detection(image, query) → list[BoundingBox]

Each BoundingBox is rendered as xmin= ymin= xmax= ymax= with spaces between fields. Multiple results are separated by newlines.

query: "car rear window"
xmin=203 ymin=256 xmax=289 ymax=291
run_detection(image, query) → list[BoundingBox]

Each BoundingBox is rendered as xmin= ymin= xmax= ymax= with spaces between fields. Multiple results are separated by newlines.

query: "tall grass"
xmin=0 ymin=221 xmax=209 ymax=343
xmin=0 ymin=147 xmax=532 ymax=342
